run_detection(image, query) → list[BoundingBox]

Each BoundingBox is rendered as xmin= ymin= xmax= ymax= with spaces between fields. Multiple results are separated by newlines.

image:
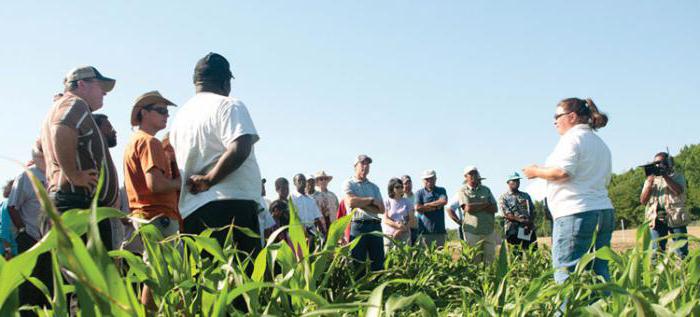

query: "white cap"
xmin=421 ymin=169 xmax=437 ymax=179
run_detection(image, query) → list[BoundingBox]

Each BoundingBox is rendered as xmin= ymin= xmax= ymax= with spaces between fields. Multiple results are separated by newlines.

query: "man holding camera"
xmin=498 ymin=172 xmax=537 ymax=249
xmin=640 ymin=152 xmax=689 ymax=259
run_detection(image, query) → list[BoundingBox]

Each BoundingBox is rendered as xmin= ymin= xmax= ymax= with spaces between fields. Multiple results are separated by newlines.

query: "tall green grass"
xmin=0 ymin=171 xmax=698 ymax=316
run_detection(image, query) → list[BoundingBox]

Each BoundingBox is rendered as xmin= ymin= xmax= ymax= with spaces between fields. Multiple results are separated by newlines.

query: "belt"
xmin=352 ymin=219 xmax=381 ymax=224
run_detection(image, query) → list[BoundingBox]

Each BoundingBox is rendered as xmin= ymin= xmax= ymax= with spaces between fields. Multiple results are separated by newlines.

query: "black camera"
xmin=641 ymin=160 xmax=669 ymax=177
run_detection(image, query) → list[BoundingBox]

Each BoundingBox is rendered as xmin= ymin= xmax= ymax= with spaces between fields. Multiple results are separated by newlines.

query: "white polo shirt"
xmin=170 ymin=92 xmax=262 ymax=218
xmin=545 ymin=124 xmax=613 ymax=219
xmin=290 ymin=192 xmax=322 ymax=228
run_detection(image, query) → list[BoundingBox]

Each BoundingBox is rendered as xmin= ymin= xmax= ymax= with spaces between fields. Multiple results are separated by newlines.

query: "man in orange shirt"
xmin=123 ymin=91 xmax=181 ymax=307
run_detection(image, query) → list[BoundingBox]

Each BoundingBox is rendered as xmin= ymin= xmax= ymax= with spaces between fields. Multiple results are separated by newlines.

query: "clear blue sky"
xmin=1 ymin=1 xmax=698 ymax=229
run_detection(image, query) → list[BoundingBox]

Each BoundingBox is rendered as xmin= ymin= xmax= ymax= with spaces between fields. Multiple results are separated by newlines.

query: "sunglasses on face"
xmin=393 ymin=185 xmax=403 ymax=189
xmin=553 ymin=112 xmax=571 ymax=120
xmin=144 ymin=106 xmax=169 ymax=116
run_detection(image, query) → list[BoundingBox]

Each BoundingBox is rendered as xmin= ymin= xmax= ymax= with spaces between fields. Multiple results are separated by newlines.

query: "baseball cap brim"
xmin=96 ymin=78 xmax=116 ymax=93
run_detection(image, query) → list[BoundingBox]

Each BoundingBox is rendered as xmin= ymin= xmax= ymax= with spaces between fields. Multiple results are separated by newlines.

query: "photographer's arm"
xmin=640 ymin=176 xmax=654 ymax=204
xmin=662 ymin=174 xmax=683 ymax=196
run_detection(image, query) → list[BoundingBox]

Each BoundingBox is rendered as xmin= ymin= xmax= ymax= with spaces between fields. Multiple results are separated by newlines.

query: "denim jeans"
xmin=350 ymin=221 xmax=385 ymax=272
xmin=650 ymin=220 xmax=688 ymax=259
xmin=552 ymin=209 xmax=615 ymax=284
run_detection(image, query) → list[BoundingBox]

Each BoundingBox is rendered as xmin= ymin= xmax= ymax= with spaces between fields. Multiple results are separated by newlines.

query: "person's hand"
xmin=71 ymin=168 xmax=98 ymax=189
xmin=2 ymin=242 xmax=12 ymax=260
xmin=187 ymin=174 xmax=213 ymax=194
xmin=522 ymin=165 xmax=539 ymax=179
xmin=372 ymin=198 xmax=383 ymax=208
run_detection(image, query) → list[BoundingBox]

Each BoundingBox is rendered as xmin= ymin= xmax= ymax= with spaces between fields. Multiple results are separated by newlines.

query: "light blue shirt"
xmin=0 ymin=200 xmax=18 ymax=256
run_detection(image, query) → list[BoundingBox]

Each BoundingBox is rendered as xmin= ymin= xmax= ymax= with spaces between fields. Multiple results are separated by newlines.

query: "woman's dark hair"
xmin=387 ymin=178 xmax=402 ymax=199
xmin=557 ymin=98 xmax=608 ymax=130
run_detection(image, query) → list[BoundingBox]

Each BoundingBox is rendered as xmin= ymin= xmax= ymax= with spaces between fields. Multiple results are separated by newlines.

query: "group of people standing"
xmin=0 ymin=51 xmax=692 ymax=314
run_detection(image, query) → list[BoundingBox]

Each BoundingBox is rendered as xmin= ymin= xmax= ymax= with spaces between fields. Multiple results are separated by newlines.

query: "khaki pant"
xmin=463 ymin=230 xmax=499 ymax=264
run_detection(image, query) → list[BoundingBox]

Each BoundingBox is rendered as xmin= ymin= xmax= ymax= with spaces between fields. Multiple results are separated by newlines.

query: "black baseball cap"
xmin=193 ymin=52 xmax=234 ymax=84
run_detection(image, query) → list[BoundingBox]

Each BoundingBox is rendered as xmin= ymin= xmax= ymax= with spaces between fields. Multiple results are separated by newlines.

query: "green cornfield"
xmin=1 ymin=173 xmax=699 ymax=316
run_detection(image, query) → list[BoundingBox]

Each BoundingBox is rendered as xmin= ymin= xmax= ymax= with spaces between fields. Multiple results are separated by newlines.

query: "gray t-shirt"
xmin=342 ymin=177 xmax=383 ymax=221
xmin=7 ymin=166 xmax=46 ymax=240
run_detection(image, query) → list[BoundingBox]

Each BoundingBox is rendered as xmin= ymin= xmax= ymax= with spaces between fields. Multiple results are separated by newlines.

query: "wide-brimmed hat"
xmin=506 ymin=172 xmax=522 ymax=182
xmin=421 ymin=169 xmax=436 ymax=179
xmin=464 ymin=165 xmax=486 ymax=180
xmin=64 ymin=66 xmax=116 ymax=92
xmin=314 ymin=170 xmax=333 ymax=181
xmin=130 ymin=91 xmax=176 ymax=126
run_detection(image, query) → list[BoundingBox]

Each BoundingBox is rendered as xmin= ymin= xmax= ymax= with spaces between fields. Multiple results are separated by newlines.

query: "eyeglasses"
xmin=553 ymin=112 xmax=572 ymax=120
xmin=145 ymin=106 xmax=169 ymax=116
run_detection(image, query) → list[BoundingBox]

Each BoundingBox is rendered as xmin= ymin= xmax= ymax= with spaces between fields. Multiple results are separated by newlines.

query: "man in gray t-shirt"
xmin=342 ymin=154 xmax=385 ymax=272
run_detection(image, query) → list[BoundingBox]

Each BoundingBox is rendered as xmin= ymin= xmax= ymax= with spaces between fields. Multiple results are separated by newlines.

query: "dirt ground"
xmin=537 ymin=226 xmax=700 ymax=251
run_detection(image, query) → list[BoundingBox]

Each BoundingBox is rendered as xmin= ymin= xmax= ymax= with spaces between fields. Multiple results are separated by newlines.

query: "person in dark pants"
xmin=170 ymin=52 xmax=263 ymax=261
xmin=7 ymin=142 xmax=52 ymax=313
xmin=498 ymin=172 xmax=537 ymax=250
xmin=342 ymin=154 xmax=385 ymax=272
xmin=640 ymin=152 xmax=690 ymax=259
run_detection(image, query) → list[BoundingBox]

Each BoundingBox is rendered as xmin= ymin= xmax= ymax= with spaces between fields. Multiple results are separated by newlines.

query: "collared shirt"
xmin=545 ymin=124 xmax=613 ymax=219
xmin=342 ymin=177 xmax=383 ymax=221
xmin=450 ymin=184 xmax=497 ymax=235
xmin=498 ymin=190 xmax=535 ymax=233
xmin=170 ymin=92 xmax=262 ymax=218
xmin=41 ymin=94 xmax=119 ymax=208
xmin=644 ymin=171 xmax=688 ymax=227
xmin=416 ymin=186 xmax=448 ymax=234
xmin=290 ymin=192 xmax=323 ymax=228
xmin=311 ymin=190 xmax=339 ymax=222
xmin=7 ymin=166 xmax=47 ymax=240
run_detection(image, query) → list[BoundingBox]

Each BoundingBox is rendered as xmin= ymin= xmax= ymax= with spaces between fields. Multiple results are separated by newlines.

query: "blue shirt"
xmin=0 ymin=200 xmax=18 ymax=256
xmin=415 ymin=186 xmax=448 ymax=234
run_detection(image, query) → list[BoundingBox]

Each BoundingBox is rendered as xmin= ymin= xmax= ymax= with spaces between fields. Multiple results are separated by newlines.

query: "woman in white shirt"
xmin=382 ymin=178 xmax=415 ymax=253
xmin=523 ymin=98 xmax=615 ymax=284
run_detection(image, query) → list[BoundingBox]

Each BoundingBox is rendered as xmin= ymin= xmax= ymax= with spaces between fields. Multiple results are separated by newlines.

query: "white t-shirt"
xmin=170 ymin=92 xmax=262 ymax=218
xmin=545 ymin=124 xmax=613 ymax=219
xmin=290 ymin=192 xmax=322 ymax=228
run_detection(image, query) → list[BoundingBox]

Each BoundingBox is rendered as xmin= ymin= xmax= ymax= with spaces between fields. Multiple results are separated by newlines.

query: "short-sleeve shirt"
xmin=544 ymin=124 xmax=613 ymax=219
xmin=170 ymin=92 xmax=262 ymax=218
xmin=7 ymin=166 xmax=46 ymax=241
xmin=415 ymin=186 xmax=448 ymax=234
xmin=0 ymin=200 xmax=18 ymax=255
xmin=498 ymin=191 xmax=535 ymax=233
xmin=342 ymin=177 xmax=383 ymax=221
xmin=40 ymin=95 xmax=119 ymax=208
xmin=291 ymin=192 xmax=323 ymax=228
xmin=123 ymin=130 xmax=180 ymax=221
xmin=382 ymin=197 xmax=412 ymax=236
xmin=311 ymin=190 xmax=339 ymax=222
xmin=450 ymin=184 xmax=497 ymax=235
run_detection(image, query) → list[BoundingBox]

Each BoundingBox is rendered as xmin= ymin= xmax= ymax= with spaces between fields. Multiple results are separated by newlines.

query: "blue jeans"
xmin=650 ymin=220 xmax=688 ymax=259
xmin=552 ymin=209 xmax=615 ymax=284
xmin=350 ymin=221 xmax=385 ymax=272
